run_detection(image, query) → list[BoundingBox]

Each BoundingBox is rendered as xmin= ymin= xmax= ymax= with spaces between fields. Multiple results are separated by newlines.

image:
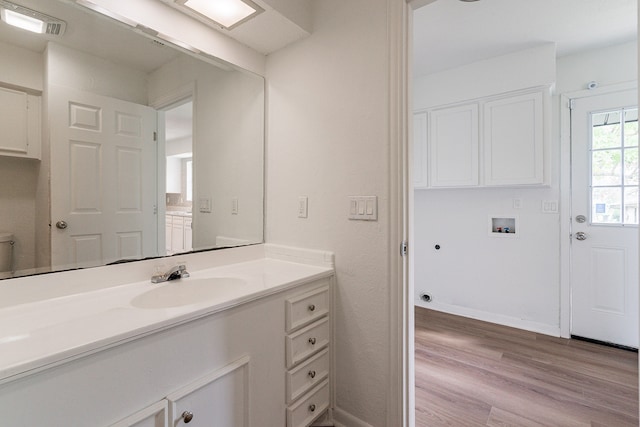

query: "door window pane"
xmin=592 ymin=149 xmax=621 ymax=186
xmin=624 ymin=186 xmax=639 ymax=225
xmin=624 ymin=108 xmax=638 ymax=147
xmin=592 ymin=187 xmax=621 ymax=224
xmin=624 ymin=147 xmax=638 ymax=185
xmin=592 ymin=111 xmax=621 ymax=149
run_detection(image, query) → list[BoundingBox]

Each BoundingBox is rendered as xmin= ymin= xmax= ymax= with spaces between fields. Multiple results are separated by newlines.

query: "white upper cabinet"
xmin=429 ymin=103 xmax=479 ymax=187
xmin=0 ymin=86 xmax=41 ymax=160
xmin=483 ymin=90 xmax=544 ymax=186
xmin=414 ymin=86 xmax=549 ymax=189
xmin=412 ymin=111 xmax=428 ymax=188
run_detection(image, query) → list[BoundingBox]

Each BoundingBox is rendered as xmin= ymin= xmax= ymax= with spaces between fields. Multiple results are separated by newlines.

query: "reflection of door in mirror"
xmin=50 ymin=85 xmax=158 ymax=270
xmin=164 ymin=101 xmax=193 ymax=255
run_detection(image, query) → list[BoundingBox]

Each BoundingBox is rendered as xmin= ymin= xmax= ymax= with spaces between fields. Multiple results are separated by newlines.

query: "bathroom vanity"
xmin=0 ymin=245 xmax=334 ymax=427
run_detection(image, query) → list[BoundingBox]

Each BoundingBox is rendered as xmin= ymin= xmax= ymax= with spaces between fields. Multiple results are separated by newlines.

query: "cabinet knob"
xmin=309 ymin=404 xmax=316 ymax=412
xmin=308 ymin=337 xmax=316 ymax=345
xmin=308 ymin=370 xmax=316 ymax=379
xmin=308 ymin=304 xmax=316 ymax=312
xmin=182 ymin=411 xmax=194 ymax=423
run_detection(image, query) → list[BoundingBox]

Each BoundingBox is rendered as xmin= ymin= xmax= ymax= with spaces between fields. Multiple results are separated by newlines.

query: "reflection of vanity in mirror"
xmin=0 ymin=0 xmax=264 ymax=278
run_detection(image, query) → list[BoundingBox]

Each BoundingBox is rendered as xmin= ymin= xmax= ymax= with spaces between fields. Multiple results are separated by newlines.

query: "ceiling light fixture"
xmin=166 ymin=0 xmax=264 ymax=30
xmin=0 ymin=0 xmax=66 ymax=35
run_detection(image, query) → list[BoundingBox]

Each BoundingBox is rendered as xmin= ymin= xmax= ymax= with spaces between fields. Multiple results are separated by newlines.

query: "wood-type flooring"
xmin=415 ymin=307 xmax=638 ymax=426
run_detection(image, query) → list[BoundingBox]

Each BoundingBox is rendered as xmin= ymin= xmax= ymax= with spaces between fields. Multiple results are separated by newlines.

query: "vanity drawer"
xmin=286 ymin=348 xmax=329 ymax=404
xmin=285 ymin=285 xmax=329 ymax=333
xmin=286 ymin=318 xmax=329 ymax=368
xmin=286 ymin=380 xmax=329 ymax=427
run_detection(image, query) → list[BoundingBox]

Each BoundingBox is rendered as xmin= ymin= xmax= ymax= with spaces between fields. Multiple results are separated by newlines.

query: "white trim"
xmin=559 ymin=81 xmax=638 ymax=339
xmin=416 ymin=301 xmax=561 ymax=337
xmin=388 ymin=0 xmax=412 ymax=426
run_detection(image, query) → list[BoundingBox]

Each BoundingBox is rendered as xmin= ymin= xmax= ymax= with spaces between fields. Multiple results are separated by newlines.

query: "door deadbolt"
xmin=575 ymin=215 xmax=586 ymax=223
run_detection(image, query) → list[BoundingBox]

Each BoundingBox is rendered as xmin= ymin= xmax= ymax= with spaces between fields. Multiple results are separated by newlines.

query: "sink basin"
xmin=131 ymin=277 xmax=247 ymax=309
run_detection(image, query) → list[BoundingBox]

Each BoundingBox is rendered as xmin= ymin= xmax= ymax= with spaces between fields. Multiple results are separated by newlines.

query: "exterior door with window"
xmin=570 ymin=88 xmax=638 ymax=348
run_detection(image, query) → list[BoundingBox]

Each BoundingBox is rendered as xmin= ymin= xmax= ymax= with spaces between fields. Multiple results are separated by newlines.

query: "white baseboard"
xmin=333 ymin=407 xmax=373 ymax=427
xmin=415 ymin=300 xmax=560 ymax=337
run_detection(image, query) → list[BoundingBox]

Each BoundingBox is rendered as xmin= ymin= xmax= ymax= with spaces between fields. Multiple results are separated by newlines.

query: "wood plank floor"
xmin=415 ymin=307 xmax=639 ymax=427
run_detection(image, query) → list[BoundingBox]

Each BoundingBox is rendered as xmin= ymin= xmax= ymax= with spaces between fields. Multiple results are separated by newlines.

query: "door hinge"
xmin=568 ymin=99 xmax=575 ymax=110
xmin=400 ymin=241 xmax=408 ymax=257
xmin=153 ymin=131 xmax=157 ymax=141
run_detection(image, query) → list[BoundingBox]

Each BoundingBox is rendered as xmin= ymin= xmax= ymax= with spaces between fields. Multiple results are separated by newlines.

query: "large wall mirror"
xmin=0 ymin=0 xmax=264 ymax=279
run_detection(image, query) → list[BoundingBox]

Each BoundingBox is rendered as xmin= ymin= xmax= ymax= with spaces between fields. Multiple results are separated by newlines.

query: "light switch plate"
xmin=199 ymin=197 xmax=211 ymax=213
xmin=348 ymin=196 xmax=377 ymax=221
xmin=232 ymin=197 xmax=239 ymax=215
xmin=298 ymin=196 xmax=308 ymax=218
xmin=542 ymin=200 xmax=559 ymax=214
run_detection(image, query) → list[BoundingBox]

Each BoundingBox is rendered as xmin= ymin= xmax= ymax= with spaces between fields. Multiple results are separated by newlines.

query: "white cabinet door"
xmin=429 ymin=103 xmax=479 ymax=187
xmin=171 ymin=215 xmax=185 ymax=253
xmin=165 ymin=215 xmax=172 ymax=253
xmin=413 ymin=112 xmax=428 ymax=188
xmin=167 ymin=356 xmax=250 ymax=427
xmin=0 ymin=86 xmax=41 ymax=159
xmin=110 ymin=401 xmax=168 ymax=427
xmin=483 ymin=91 xmax=544 ymax=186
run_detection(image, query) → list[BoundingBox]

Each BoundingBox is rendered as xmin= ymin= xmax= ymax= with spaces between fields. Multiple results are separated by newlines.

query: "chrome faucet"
xmin=151 ymin=264 xmax=190 ymax=283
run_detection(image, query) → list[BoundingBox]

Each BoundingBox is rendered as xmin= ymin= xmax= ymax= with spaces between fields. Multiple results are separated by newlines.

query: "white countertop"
xmin=0 ymin=257 xmax=333 ymax=384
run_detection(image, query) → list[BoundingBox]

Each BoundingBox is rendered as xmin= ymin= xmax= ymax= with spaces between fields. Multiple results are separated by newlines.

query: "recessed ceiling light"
xmin=168 ymin=0 xmax=264 ymax=30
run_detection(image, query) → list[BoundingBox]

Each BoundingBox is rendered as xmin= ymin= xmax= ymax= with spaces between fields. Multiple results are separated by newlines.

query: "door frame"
xmin=559 ymin=81 xmax=638 ymax=338
xmin=149 ymin=82 xmax=196 ymax=257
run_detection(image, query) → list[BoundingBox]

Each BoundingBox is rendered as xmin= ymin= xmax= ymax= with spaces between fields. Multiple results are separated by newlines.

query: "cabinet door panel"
xmin=484 ymin=91 xmax=544 ymax=185
xmin=429 ymin=104 xmax=479 ymax=187
xmin=413 ymin=112 xmax=428 ymax=188
xmin=110 ymin=400 xmax=168 ymax=427
xmin=167 ymin=356 xmax=249 ymax=427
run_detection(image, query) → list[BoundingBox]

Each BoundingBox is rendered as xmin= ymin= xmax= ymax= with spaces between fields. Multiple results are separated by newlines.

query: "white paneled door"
xmin=50 ymin=86 xmax=157 ymax=270
xmin=570 ymin=88 xmax=638 ymax=348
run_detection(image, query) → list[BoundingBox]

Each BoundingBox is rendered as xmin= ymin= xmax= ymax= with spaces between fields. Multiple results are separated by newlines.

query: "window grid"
xmin=589 ymin=107 xmax=638 ymax=226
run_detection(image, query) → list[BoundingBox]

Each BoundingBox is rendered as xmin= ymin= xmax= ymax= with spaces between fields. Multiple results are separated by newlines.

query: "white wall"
xmin=265 ymin=0 xmax=391 ymax=424
xmin=414 ymin=43 xmax=556 ymax=110
xmin=413 ymin=41 xmax=638 ymax=335
xmin=148 ymin=55 xmax=264 ymax=249
xmin=46 ymin=43 xmax=148 ymax=104
xmin=0 ymin=41 xmax=43 ymax=91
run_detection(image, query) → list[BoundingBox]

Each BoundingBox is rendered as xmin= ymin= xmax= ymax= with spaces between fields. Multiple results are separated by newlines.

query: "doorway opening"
xmin=162 ymin=100 xmax=193 ymax=255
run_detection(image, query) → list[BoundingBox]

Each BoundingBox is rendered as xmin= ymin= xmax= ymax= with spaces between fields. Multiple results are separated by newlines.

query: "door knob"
xmin=55 ymin=221 xmax=68 ymax=230
xmin=575 ymin=231 xmax=587 ymax=241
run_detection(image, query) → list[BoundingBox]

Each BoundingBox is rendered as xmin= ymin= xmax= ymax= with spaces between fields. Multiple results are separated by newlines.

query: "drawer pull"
xmin=308 ymin=304 xmax=316 ymax=311
xmin=308 ymin=337 xmax=316 ymax=345
xmin=182 ymin=411 xmax=194 ymax=423
xmin=308 ymin=370 xmax=317 ymax=379
xmin=309 ymin=404 xmax=316 ymax=413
